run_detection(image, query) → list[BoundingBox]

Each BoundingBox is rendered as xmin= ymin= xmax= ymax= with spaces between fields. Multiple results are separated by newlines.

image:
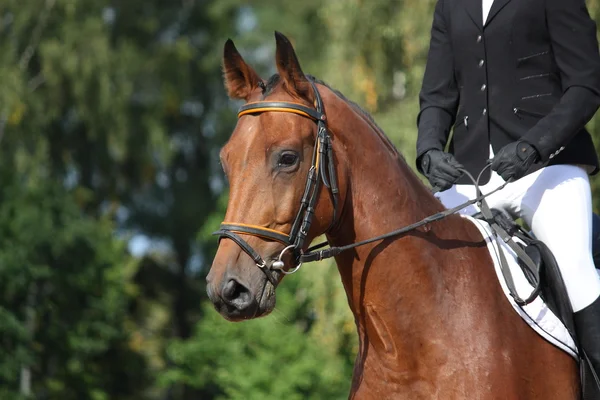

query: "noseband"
xmin=213 ymin=81 xmax=339 ymax=274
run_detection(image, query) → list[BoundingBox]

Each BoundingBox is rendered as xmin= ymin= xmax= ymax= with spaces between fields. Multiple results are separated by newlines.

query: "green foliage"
xmin=0 ymin=0 xmax=238 ymax=397
xmin=2 ymin=0 xmax=600 ymax=399
xmin=162 ymin=277 xmax=351 ymax=400
xmin=0 ymin=177 xmax=146 ymax=399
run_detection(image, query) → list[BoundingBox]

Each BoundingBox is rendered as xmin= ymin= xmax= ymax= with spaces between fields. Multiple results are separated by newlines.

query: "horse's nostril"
xmin=222 ymin=279 xmax=238 ymax=299
xmin=222 ymin=278 xmax=252 ymax=310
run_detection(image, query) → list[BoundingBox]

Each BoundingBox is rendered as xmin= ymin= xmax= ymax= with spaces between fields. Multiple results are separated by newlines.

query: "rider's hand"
xmin=490 ymin=140 xmax=539 ymax=182
xmin=420 ymin=149 xmax=464 ymax=192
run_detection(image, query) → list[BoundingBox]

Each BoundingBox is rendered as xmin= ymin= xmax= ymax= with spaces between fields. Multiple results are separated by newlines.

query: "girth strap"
xmin=478 ymin=198 xmax=541 ymax=305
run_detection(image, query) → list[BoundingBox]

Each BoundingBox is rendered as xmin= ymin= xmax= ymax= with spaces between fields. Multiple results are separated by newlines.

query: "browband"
xmin=238 ymin=101 xmax=325 ymax=121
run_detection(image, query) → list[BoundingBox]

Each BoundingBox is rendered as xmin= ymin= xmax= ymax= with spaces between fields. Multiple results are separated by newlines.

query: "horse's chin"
xmin=254 ymin=293 xmax=276 ymax=318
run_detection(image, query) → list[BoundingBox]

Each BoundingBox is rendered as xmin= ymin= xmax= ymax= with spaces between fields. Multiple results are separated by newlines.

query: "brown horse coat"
xmin=206 ymin=33 xmax=580 ymax=399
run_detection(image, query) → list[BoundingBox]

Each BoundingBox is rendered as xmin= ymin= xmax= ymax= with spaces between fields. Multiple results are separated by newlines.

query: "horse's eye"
xmin=278 ymin=152 xmax=298 ymax=167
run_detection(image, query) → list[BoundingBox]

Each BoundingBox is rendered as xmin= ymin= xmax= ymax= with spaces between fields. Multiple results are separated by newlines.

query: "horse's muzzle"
xmin=207 ymin=275 xmax=260 ymax=320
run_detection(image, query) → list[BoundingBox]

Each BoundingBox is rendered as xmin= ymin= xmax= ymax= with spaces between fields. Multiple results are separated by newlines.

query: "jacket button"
xmin=478 ymin=59 xmax=485 ymax=67
xmin=477 ymin=35 xmax=482 ymax=43
xmin=480 ymin=84 xmax=487 ymax=91
xmin=482 ymin=108 xmax=487 ymax=115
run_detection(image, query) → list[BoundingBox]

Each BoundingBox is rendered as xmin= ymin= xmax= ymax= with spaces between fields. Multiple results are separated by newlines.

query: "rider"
xmin=416 ymin=0 xmax=600 ymax=377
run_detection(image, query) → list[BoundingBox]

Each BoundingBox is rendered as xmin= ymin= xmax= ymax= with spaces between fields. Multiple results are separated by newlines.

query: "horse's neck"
xmin=324 ymin=94 xmax=476 ymax=367
xmin=327 ymin=123 xmax=447 ymax=313
xmin=313 ymin=90 xmax=578 ymax=398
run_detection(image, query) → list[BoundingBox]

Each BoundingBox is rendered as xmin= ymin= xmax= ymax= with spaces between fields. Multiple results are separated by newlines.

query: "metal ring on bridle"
xmin=272 ymin=245 xmax=303 ymax=275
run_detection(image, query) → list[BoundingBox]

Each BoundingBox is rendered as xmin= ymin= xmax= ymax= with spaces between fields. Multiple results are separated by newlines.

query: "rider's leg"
xmin=513 ymin=165 xmax=600 ymax=374
xmin=435 ymin=163 xmax=600 ymax=307
xmin=514 ymin=165 xmax=599 ymax=311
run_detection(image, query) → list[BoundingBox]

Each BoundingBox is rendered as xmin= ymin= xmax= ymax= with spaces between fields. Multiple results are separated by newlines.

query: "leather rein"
xmin=212 ymin=81 xmax=516 ymax=281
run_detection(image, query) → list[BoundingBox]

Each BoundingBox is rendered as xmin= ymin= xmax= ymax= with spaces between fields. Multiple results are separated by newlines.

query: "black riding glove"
xmin=490 ymin=140 xmax=540 ymax=182
xmin=420 ymin=149 xmax=464 ymax=192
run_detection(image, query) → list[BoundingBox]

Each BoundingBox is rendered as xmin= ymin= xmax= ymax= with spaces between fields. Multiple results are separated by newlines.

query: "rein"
xmin=213 ymin=81 xmax=522 ymax=283
xmin=300 ymin=172 xmax=506 ymax=263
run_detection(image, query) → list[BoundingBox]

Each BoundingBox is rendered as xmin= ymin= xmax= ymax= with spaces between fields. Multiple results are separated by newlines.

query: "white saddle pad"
xmin=464 ymin=215 xmax=578 ymax=359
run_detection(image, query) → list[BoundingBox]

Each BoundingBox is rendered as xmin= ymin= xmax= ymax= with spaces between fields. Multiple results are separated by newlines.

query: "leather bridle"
xmin=212 ymin=80 xmax=537 ymax=305
xmin=213 ymin=81 xmax=339 ymax=275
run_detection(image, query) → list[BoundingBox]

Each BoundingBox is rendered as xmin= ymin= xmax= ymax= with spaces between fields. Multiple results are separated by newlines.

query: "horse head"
xmin=206 ymin=32 xmax=343 ymax=321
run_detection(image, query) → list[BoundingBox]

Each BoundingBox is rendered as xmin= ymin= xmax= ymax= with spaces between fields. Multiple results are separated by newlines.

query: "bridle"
xmin=213 ymin=80 xmax=536 ymax=303
xmin=213 ymin=80 xmax=339 ymax=275
xmin=212 ymin=79 xmax=509 ymax=274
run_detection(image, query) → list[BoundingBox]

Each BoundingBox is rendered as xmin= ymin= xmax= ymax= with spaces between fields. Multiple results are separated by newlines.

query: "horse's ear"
xmin=274 ymin=31 xmax=312 ymax=100
xmin=222 ymin=39 xmax=264 ymax=100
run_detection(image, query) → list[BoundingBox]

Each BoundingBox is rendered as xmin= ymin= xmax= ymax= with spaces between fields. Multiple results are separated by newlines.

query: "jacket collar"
xmin=466 ymin=0 xmax=513 ymax=30
xmin=485 ymin=0 xmax=512 ymax=27
xmin=465 ymin=0 xmax=483 ymax=30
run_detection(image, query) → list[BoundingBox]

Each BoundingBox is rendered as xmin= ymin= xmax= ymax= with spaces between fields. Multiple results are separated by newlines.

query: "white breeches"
xmin=436 ymin=163 xmax=600 ymax=312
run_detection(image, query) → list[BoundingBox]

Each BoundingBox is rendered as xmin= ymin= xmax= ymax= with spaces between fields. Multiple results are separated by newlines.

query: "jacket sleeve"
xmin=416 ymin=0 xmax=459 ymax=173
xmin=523 ymin=0 xmax=600 ymax=161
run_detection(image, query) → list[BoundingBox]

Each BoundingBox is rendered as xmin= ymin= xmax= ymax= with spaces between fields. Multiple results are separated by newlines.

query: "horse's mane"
xmin=263 ymin=74 xmax=404 ymax=162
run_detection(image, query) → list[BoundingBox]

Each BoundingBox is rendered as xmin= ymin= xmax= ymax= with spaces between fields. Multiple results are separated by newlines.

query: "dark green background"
xmin=1 ymin=1 xmax=599 ymax=399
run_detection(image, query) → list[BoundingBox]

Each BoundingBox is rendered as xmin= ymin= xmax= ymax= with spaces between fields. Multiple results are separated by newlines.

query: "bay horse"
xmin=205 ymin=32 xmax=579 ymax=399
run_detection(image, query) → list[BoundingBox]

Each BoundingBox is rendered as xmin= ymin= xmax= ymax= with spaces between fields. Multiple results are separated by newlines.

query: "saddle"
xmin=473 ymin=208 xmax=600 ymax=400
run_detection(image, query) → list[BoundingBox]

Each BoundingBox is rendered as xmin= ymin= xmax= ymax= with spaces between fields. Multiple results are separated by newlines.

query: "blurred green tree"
xmin=3 ymin=0 xmax=600 ymax=399
xmin=0 ymin=176 xmax=146 ymax=400
xmin=0 ymin=0 xmax=238 ymax=397
xmin=161 ymin=277 xmax=352 ymax=400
